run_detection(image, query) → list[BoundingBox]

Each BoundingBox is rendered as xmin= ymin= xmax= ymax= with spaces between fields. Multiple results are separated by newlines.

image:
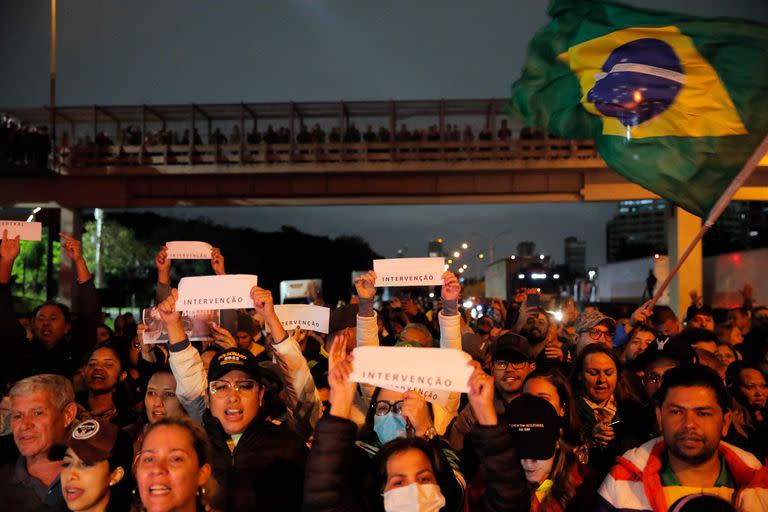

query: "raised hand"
xmin=251 ymin=287 xmax=276 ymax=318
xmin=440 ymin=271 xmax=461 ymax=302
xmin=354 ymin=270 xmax=377 ymax=300
xmin=251 ymin=286 xmax=288 ymax=344
xmin=0 ymin=230 xmax=20 ymax=261
xmin=157 ymin=288 xmax=181 ymax=325
xmin=630 ymin=300 xmax=653 ymax=327
xmin=401 ymin=390 xmax=433 ymax=436
xmin=156 ymin=289 xmax=185 ymax=344
xmin=467 ymin=361 xmax=497 ymax=426
xmin=328 ymin=329 xmax=351 ymax=372
xmin=59 ymin=233 xmax=84 ymax=262
xmin=327 ymin=335 xmax=356 ymax=419
xmin=155 ymin=246 xmax=171 ymax=284
xmin=211 ymin=247 xmax=226 ymax=275
xmin=210 ymin=323 xmax=237 ymax=350
xmin=60 ymin=232 xmax=91 ymax=282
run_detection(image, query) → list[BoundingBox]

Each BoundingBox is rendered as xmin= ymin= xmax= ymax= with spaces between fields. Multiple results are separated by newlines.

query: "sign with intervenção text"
xmin=373 ymin=257 xmax=444 ymax=287
xmin=166 ymin=241 xmax=213 ymax=260
xmin=274 ymin=304 xmax=330 ymax=334
xmin=349 ymin=346 xmax=472 ymax=402
xmin=177 ymin=274 xmax=258 ymax=311
xmin=0 ymin=220 xmax=42 ymax=241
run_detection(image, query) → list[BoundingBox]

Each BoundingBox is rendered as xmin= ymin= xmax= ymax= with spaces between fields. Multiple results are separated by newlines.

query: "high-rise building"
xmin=564 ymin=236 xmax=586 ymax=277
xmin=606 ymin=200 xmax=766 ymax=262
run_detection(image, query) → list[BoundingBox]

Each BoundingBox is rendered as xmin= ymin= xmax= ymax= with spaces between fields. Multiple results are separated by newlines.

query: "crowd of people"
xmin=54 ymin=118 xmax=546 ymax=151
xmin=0 ymin=115 xmax=51 ymax=171
xmin=1 ymin=230 xmax=766 ymax=511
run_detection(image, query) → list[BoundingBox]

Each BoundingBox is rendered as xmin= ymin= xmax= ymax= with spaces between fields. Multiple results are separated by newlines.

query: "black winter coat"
xmin=204 ymin=410 xmax=308 ymax=512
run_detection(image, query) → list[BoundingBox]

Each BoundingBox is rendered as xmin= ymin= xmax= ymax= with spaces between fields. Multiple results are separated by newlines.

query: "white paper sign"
xmin=166 ymin=241 xmax=213 ymax=260
xmin=349 ymin=347 xmax=472 ymax=401
xmin=274 ymin=304 xmax=330 ymax=334
xmin=0 ymin=220 xmax=42 ymax=241
xmin=177 ymin=274 xmax=258 ymax=311
xmin=373 ymin=257 xmax=445 ymax=287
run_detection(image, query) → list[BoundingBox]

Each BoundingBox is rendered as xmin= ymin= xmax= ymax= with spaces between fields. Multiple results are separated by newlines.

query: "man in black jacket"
xmin=0 ymin=230 xmax=100 ymax=389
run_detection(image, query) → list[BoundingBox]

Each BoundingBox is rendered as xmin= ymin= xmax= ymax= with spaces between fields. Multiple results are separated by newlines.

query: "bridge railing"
xmin=57 ymin=138 xmax=598 ymax=169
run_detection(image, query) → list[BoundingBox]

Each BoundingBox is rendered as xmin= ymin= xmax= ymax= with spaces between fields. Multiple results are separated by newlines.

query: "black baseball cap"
xmin=506 ymin=394 xmax=560 ymax=460
xmin=631 ymin=335 xmax=698 ymax=371
xmin=492 ymin=333 xmax=534 ymax=362
xmin=208 ymin=348 xmax=263 ymax=382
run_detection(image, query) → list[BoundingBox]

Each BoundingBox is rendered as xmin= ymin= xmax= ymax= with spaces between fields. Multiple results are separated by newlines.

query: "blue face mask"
xmin=373 ymin=412 xmax=407 ymax=444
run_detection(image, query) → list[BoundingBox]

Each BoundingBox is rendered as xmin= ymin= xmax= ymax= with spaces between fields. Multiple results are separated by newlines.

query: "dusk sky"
xmin=2 ymin=0 xmax=766 ymax=266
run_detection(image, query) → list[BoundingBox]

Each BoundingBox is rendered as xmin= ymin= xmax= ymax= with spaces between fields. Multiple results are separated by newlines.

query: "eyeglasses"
xmin=209 ymin=379 xmax=259 ymax=397
xmin=373 ymin=400 xmax=403 ymax=416
xmin=493 ymin=360 xmax=529 ymax=371
xmin=587 ymin=328 xmax=613 ymax=341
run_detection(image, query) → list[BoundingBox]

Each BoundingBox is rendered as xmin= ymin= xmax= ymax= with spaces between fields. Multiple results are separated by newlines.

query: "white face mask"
xmin=383 ymin=483 xmax=446 ymax=512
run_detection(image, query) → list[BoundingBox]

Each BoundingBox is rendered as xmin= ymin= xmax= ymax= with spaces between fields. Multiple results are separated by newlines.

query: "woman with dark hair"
xmin=135 ymin=416 xmax=215 ymax=512
xmin=76 ymin=343 xmax=139 ymax=428
xmin=57 ymin=418 xmax=135 ymax=512
xmin=570 ymin=344 xmax=647 ymax=475
xmin=522 ymin=368 xmax=581 ymax=446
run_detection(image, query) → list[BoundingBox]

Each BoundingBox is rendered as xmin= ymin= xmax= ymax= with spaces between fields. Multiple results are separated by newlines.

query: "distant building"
xmin=517 ymin=241 xmax=535 ymax=258
xmin=606 ymin=200 xmax=766 ymax=262
xmin=428 ymin=238 xmax=445 ymax=257
xmin=564 ymin=236 xmax=586 ymax=277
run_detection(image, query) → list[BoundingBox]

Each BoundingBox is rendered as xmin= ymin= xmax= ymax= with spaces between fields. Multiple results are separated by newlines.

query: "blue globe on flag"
xmin=587 ymin=38 xmax=685 ymax=127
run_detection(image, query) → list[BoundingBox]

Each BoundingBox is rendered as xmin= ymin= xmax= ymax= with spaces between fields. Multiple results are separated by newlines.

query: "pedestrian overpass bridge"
xmin=2 ymin=99 xmax=766 ymax=208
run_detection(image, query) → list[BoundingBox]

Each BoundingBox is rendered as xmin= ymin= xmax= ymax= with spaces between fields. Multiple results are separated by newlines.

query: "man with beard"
xmin=596 ymin=365 xmax=768 ymax=511
xmin=572 ymin=309 xmax=616 ymax=357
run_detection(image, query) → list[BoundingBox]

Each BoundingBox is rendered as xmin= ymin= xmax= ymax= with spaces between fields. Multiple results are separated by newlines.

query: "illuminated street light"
xmin=462 ymin=264 xmax=468 ymax=269
xmin=553 ymin=274 xmax=560 ymax=279
xmin=448 ymin=259 xmax=453 ymax=264
xmin=539 ymin=254 xmax=545 ymax=260
xmin=453 ymin=251 xmax=460 ymax=258
xmin=458 ymin=268 xmax=465 ymax=274
xmin=461 ymin=243 xmax=469 ymax=250
xmin=429 ymin=292 xmax=435 ymax=298
xmin=478 ymin=253 xmax=485 ymax=259
xmin=510 ymin=255 xmax=516 ymax=260
xmin=517 ymin=273 xmax=525 ymax=279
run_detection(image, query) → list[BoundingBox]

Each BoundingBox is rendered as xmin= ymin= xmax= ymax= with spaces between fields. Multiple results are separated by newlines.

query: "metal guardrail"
xmin=57 ymin=138 xmax=598 ymax=169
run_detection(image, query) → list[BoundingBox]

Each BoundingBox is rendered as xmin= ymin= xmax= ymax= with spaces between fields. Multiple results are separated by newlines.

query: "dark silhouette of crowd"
xmin=0 ymin=115 xmax=51 ymax=172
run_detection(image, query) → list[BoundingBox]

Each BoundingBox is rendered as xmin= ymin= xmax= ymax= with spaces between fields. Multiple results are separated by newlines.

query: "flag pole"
xmin=647 ymin=132 xmax=768 ymax=310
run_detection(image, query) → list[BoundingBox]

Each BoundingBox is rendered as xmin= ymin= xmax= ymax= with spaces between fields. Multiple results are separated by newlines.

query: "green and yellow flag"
xmin=512 ymin=0 xmax=768 ymax=216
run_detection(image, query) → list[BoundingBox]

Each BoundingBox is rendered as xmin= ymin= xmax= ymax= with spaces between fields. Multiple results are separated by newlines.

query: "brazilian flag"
xmin=512 ymin=0 xmax=768 ymax=217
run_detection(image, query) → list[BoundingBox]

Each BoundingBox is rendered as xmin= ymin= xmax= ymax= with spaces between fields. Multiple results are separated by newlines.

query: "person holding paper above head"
xmin=155 ymin=287 xmax=308 ymax=511
xmin=0 ymin=231 xmax=100 ymax=387
xmin=303 ymin=336 xmax=467 ymax=512
xmin=354 ymin=270 xmax=464 ymax=435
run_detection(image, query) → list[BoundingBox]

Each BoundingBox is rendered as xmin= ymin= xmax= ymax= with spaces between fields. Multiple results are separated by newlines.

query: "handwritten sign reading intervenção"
xmin=0 ymin=221 xmax=42 ymax=241
xmin=373 ymin=257 xmax=444 ymax=287
xmin=349 ymin=346 xmax=472 ymax=399
xmin=274 ymin=304 xmax=330 ymax=334
xmin=166 ymin=241 xmax=213 ymax=260
xmin=177 ymin=274 xmax=258 ymax=311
